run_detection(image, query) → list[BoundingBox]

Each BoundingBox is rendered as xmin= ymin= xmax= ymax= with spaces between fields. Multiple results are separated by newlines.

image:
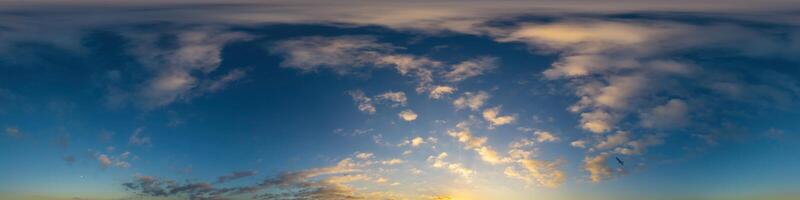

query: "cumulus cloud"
xmin=584 ymin=153 xmax=613 ymax=183
xmin=482 ymin=106 xmax=516 ymax=128
xmin=595 ymin=131 xmax=630 ymax=150
xmin=614 ymin=134 xmax=665 ymax=155
xmin=97 ymin=154 xmax=112 ymax=169
xmin=504 ymin=138 xmax=566 ymax=188
xmin=447 ymin=122 xmax=506 ymax=164
xmin=453 ymin=91 xmax=489 ymax=111
xmin=398 ymin=109 xmax=418 ymax=121
xmin=376 ymin=91 xmax=408 ymax=107
xmin=427 ymin=152 xmax=474 ymax=179
xmin=570 ymin=140 xmax=587 ymax=149
xmin=381 ymin=158 xmax=405 ymax=165
xmin=429 ymin=85 xmax=456 ymax=99
xmin=534 ymin=131 xmax=559 ymax=142
xmin=640 ymin=99 xmax=689 ymax=129
xmin=348 ymin=90 xmax=376 ymax=114
xmin=355 ymin=152 xmax=374 ymax=160
xmin=97 ymin=152 xmax=132 ymax=169
xmin=443 ymin=56 xmax=497 ymax=82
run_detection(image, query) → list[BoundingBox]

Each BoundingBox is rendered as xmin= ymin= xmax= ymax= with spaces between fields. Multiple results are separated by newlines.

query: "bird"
xmin=615 ymin=157 xmax=624 ymax=166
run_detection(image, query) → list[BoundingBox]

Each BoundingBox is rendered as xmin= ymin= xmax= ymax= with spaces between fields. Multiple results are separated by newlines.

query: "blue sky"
xmin=1 ymin=1 xmax=800 ymax=200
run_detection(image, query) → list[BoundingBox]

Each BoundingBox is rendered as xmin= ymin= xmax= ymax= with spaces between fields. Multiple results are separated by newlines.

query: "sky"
xmin=1 ymin=0 xmax=800 ymax=200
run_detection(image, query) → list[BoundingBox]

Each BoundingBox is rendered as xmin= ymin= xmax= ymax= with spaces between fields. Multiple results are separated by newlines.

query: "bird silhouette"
xmin=615 ymin=157 xmax=624 ymax=166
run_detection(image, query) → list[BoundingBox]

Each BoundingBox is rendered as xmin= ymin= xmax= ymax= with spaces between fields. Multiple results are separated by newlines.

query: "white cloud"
xmin=443 ymin=56 xmax=497 ymax=82
xmin=570 ymin=140 xmax=587 ymax=149
xmin=348 ymin=90 xmax=376 ymax=114
xmin=427 ymin=152 xmax=474 ymax=179
xmin=453 ymin=91 xmax=489 ymax=111
xmin=640 ymin=99 xmax=689 ymax=128
xmin=429 ymin=85 xmax=456 ymax=99
xmin=614 ymin=134 xmax=665 ymax=155
xmin=272 ymin=36 xmax=443 ymax=92
xmin=534 ymin=131 xmax=559 ymax=142
xmin=584 ymin=153 xmax=613 ymax=183
xmin=595 ymin=131 xmax=630 ymax=150
xmin=376 ymin=91 xmax=407 ymax=107
xmin=381 ymin=158 xmax=405 ymax=165
xmin=128 ymin=28 xmax=252 ymax=108
xmin=410 ymin=136 xmax=425 ymax=147
xmin=447 ymin=123 xmax=506 ymax=165
xmin=398 ymin=110 xmax=418 ymax=121
xmin=355 ymin=152 xmax=374 ymax=160
xmin=482 ymin=106 xmax=516 ymax=128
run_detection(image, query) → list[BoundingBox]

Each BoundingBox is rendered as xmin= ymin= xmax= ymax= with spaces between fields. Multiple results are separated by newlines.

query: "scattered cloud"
xmin=571 ymin=140 xmax=587 ymax=149
xmin=534 ymin=131 xmax=559 ymax=143
xmin=429 ymin=85 xmax=456 ymax=99
xmin=129 ymin=128 xmax=152 ymax=147
xmin=443 ymin=56 xmax=498 ymax=82
xmin=398 ymin=109 xmax=418 ymax=121
xmin=348 ymin=90 xmax=376 ymax=114
xmin=584 ymin=153 xmax=613 ymax=183
xmin=427 ymin=152 xmax=474 ymax=179
xmin=355 ymin=152 xmax=374 ymax=160
xmin=376 ymin=91 xmax=408 ymax=107
xmin=482 ymin=106 xmax=516 ymax=128
xmin=640 ymin=99 xmax=689 ymax=129
xmin=381 ymin=158 xmax=405 ymax=165
xmin=453 ymin=91 xmax=489 ymax=111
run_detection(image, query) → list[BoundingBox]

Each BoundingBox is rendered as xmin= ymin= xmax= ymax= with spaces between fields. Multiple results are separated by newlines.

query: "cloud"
xmin=427 ymin=152 xmax=474 ymax=179
xmin=123 ymin=158 xmax=387 ymax=199
xmin=534 ymin=131 xmax=559 ymax=143
xmin=504 ymin=138 xmax=566 ymax=188
xmin=453 ymin=91 xmax=489 ymax=111
xmin=216 ymin=170 xmax=257 ymax=184
xmin=570 ymin=140 xmax=587 ymax=149
xmin=443 ymin=56 xmax=497 ymax=82
xmin=429 ymin=85 xmax=456 ymax=99
xmin=584 ymin=154 xmax=613 ymax=183
xmin=348 ymin=90 xmax=376 ymax=114
xmin=614 ymin=134 xmax=665 ymax=155
xmin=129 ymin=127 xmax=152 ymax=146
xmin=124 ymin=28 xmax=253 ymax=109
xmin=482 ymin=106 xmax=516 ymax=128
xmin=272 ymin=36 xmax=443 ymax=92
xmin=355 ymin=152 xmax=374 ymax=160
xmin=411 ymin=137 xmax=425 ymax=147
xmin=4 ymin=126 xmax=22 ymax=139
xmin=97 ymin=152 xmax=134 ymax=169
xmin=97 ymin=154 xmax=112 ymax=169
xmin=381 ymin=158 xmax=405 ymax=165
xmin=595 ymin=131 xmax=630 ymax=150
xmin=447 ymin=122 xmax=506 ymax=164
xmin=376 ymin=91 xmax=408 ymax=107
xmin=398 ymin=109 xmax=418 ymax=121
xmin=640 ymin=99 xmax=689 ymax=129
